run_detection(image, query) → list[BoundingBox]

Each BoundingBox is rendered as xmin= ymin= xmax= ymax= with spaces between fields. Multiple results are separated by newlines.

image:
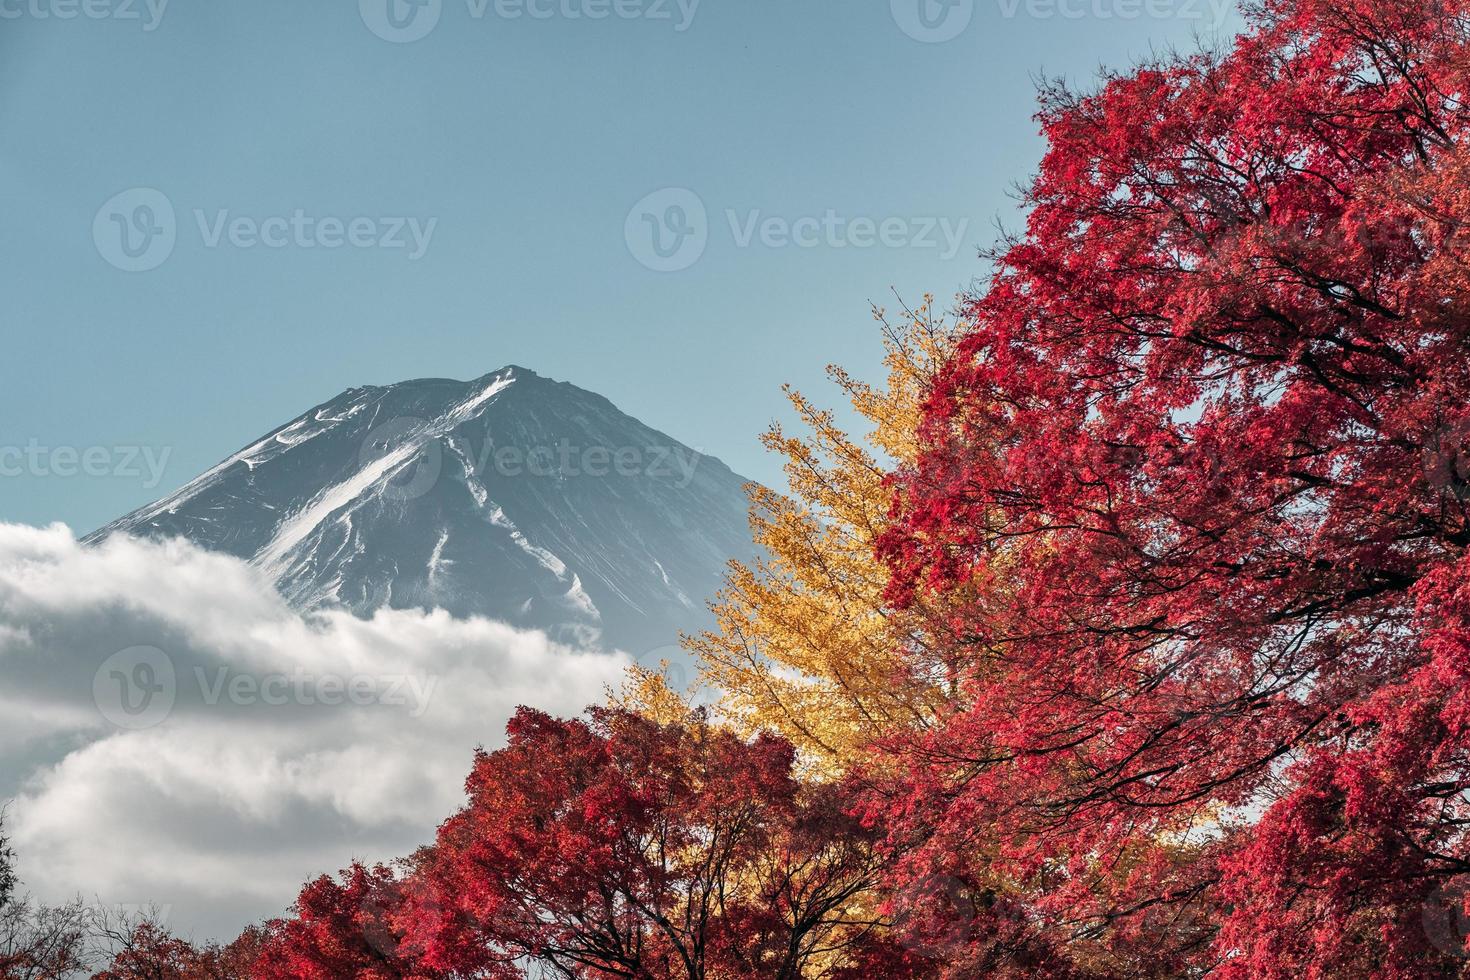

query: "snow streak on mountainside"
xmin=87 ymin=367 xmax=756 ymax=654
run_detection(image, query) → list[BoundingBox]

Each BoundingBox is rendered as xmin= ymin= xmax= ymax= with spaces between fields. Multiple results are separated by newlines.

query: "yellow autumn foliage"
xmin=610 ymin=662 xmax=698 ymax=726
xmin=688 ymin=297 xmax=959 ymax=773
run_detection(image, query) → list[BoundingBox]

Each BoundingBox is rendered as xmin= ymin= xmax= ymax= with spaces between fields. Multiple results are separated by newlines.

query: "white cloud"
xmin=0 ymin=523 xmax=630 ymax=941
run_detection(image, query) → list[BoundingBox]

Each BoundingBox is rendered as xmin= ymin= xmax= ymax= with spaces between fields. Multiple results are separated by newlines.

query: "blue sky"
xmin=1 ymin=0 xmax=1241 ymax=531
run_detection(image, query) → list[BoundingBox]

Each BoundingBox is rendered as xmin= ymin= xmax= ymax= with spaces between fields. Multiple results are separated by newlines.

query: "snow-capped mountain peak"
xmin=87 ymin=366 xmax=754 ymax=654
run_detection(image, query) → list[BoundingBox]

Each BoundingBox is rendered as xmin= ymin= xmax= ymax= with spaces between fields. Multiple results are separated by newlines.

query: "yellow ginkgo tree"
xmin=688 ymin=296 xmax=961 ymax=773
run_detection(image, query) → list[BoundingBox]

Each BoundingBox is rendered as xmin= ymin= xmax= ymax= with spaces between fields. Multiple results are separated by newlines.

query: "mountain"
xmin=86 ymin=366 xmax=756 ymax=656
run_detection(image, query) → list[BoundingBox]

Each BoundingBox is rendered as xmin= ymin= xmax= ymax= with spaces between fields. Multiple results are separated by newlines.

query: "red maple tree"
xmin=249 ymin=865 xmax=441 ymax=980
xmin=81 ymin=2 xmax=1470 ymax=976
xmin=251 ymin=707 xmax=898 ymax=980
xmin=874 ymin=0 xmax=1470 ymax=974
xmin=93 ymin=921 xmax=266 ymax=980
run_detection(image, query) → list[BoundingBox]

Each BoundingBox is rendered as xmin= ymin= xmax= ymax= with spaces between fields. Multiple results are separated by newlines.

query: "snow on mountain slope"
xmin=86 ymin=366 xmax=756 ymax=655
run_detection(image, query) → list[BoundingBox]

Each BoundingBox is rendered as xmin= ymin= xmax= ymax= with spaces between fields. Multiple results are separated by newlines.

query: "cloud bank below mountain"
xmin=0 ymin=522 xmax=631 ymax=940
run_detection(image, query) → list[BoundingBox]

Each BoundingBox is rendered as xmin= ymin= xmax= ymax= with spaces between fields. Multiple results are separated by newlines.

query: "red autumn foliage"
xmin=250 ymin=865 xmax=444 ymax=980
xmin=75 ymin=1 xmax=1470 ymax=976
xmin=93 ymin=921 xmax=266 ymax=980
xmin=873 ymin=0 xmax=1470 ymax=974
xmin=249 ymin=707 xmax=898 ymax=979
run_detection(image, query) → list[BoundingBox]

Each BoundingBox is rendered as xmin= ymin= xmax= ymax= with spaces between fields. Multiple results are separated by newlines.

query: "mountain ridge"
xmin=87 ymin=365 xmax=757 ymax=656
